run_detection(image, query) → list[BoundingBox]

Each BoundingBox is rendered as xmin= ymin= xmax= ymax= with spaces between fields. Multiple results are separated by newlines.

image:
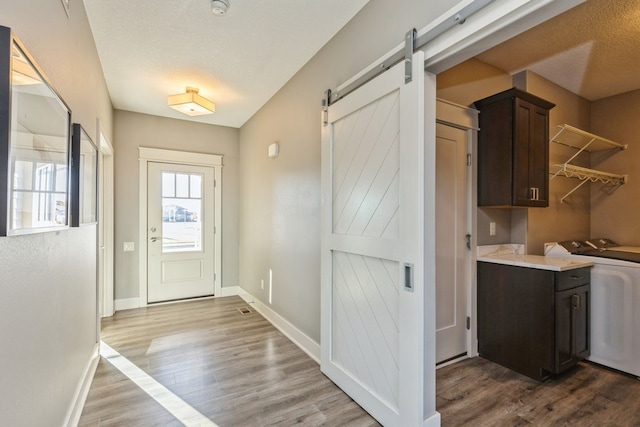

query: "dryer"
xmin=545 ymin=240 xmax=640 ymax=378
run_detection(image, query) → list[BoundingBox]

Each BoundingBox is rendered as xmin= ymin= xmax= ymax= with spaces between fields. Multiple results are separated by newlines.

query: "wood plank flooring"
xmin=79 ymin=297 xmax=379 ymax=426
xmin=80 ymin=296 xmax=640 ymax=426
xmin=437 ymin=357 xmax=640 ymax=426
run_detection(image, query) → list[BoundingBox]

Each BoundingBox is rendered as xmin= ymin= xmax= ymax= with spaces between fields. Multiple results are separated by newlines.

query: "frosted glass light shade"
xmin=168 ymin=87 xmax=215 ymax=116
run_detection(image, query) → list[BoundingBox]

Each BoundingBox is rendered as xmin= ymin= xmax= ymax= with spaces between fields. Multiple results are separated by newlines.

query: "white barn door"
xmin=321 ymin=51 xmax=432 ymax=426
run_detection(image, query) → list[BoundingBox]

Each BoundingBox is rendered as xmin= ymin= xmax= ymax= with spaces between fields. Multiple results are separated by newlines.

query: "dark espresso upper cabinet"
xmin=474 ymin=88 xmax=555 ymax=207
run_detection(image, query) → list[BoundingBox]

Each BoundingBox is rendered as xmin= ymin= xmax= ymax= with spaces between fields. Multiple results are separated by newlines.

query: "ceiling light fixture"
xmin=211 ymin=0 xmax=230 ymax=16
xmin=168 ymin=87 xmax=216 ymax=116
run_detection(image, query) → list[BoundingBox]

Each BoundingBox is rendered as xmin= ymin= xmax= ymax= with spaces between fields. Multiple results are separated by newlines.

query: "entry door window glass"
xmin=161 ymin=172 xmax=202 ymax=253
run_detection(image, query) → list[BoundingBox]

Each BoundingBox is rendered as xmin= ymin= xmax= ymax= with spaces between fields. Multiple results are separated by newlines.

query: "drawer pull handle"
xmin=572 ymin=294 xmax=581 ymax=310
xmin=569 ymin=275 xmax=583 ymax=280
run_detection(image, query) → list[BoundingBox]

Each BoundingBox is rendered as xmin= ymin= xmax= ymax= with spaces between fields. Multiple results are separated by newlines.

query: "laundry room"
xmin=432 ymin=0 xmax=640 ymax=386
xmin=436 ymin=0 xmax=639 ymax=253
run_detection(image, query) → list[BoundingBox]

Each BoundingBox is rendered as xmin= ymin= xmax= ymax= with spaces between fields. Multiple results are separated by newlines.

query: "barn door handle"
xmin=404 ymin=263 xmax=414 ymax=292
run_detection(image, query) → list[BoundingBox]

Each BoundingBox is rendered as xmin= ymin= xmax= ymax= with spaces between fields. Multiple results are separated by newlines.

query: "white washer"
xmin=545 ymin=241 xmax=640 ymax=378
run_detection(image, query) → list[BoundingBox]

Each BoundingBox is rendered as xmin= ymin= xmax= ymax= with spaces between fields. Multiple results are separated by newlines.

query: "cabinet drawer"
xmin=555 ymin=268 xmax=590 ymax=291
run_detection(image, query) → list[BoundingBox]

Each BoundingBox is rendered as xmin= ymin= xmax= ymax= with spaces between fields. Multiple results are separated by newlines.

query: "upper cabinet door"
xmin=513 ymin=97 xmax=551 ymax=207
xmin=475 ymin=88 xmax=554 ymax=208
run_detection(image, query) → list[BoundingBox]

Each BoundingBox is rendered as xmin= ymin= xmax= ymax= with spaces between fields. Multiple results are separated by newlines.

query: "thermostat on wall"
xmin=268 ymin=142 xmax=279 ymax=158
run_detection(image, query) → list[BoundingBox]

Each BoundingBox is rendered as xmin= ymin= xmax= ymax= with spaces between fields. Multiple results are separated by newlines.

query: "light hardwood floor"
xmin=80 ymin=296 xmax=640 ymax=426
xmin=79 ymin=297 xmax=379 ymax=426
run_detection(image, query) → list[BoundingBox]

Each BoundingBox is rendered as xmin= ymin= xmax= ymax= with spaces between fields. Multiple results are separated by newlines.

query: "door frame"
xmin=435 ymin=98 xmax=479 ymax=363
xmin=97 ymin=126 xmax=115 ymax=319
xmin=138 ymin=147 xmax=223 ymax=307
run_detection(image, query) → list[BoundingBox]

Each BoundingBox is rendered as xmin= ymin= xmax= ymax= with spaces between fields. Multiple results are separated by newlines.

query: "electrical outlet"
xmin=123 ymin=242 xmax=135 ymax=252
xmin=261 ymin=279 xmax=264 ymax=290
xmin=489 ymin=222 xmax=496 ymax=236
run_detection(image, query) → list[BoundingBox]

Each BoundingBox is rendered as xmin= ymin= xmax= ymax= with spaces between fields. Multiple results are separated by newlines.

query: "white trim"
xmin=436 ymin=354 xmax=470 ymax=370
xmin=64 ymin=343 xmax=99 ymax=427
xmin=138 ymin=147 xmax=223 ymax=167
xmin=138 ymin=148 xmax=223 ymax=307
xmin=98 ymin=125 xmax=115 ymax=318
xmin=218 ymin=285 xmax=240 ymax=297
xmin=423 ymin=411 xmax=442 ymax=427
xmin=115 ymin=297 xmax=141 ymax=311
xmin=237 ymin=287 xmax=321 ymax=364
xmin=436 ymin=99 xmax=480 ymax=362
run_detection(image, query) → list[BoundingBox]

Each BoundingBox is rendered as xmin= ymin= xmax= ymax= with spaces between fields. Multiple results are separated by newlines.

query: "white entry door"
xmin=147 ymin=162 xmax=215 ymax=303
xmin=321 ymin=51 xmax=431 ymax=426
xmin=435 ymin=122 xmax=469 ymax=363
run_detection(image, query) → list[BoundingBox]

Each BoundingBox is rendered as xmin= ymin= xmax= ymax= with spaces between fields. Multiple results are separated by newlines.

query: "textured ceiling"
xmin=83 ymin=0 xmax=369 ymax=128
xmin=476 ymin=0 xmax=640 ymax=101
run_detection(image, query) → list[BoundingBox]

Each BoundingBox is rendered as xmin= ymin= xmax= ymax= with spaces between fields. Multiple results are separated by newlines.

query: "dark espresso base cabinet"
xmin=478 ymin=262 xmax=590 ymax=381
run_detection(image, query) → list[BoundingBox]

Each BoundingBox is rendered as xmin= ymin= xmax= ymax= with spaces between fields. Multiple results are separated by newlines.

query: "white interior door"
xmin=435 ymin=123 xmax=469 ymax=364
xmin=321 ymin=51 xmax=429 ymax=426
xmin=147 ymin=162 xmax=215 ymax=303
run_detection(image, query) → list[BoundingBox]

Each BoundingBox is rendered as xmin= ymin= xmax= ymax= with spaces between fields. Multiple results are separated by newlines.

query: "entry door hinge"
xmin=465 ymin=233 xmax=471 ymax=250
xmin=466 ymin=316 xmax=471 ymax=330
xmin=467 ymin=153 xmax=472 ymax=166
xmin=321 ymin=89 xmax=331 ymax=127
xmin=404 ymin=28 xmax=417 ymax=84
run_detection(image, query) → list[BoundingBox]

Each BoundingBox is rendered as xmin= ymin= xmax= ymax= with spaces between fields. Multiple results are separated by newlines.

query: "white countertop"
xmin=477 ymin=245 xmax=593 ymax=271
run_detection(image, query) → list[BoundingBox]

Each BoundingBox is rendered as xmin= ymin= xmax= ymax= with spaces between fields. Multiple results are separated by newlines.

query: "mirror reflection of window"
xmin=8 ymin=40 xmax=70 ymax=233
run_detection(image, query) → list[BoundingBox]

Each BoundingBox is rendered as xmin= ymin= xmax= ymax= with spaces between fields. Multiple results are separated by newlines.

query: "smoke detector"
xmin=211 ymin=0 xmax=230 ymax=15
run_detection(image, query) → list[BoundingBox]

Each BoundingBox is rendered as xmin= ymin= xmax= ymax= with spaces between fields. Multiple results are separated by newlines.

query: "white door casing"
xmin=147 ymin=162 xmax=215 ymax=302
xmin=98 ymin=127 xmax=114 ymax=320
xmin=321 ymin=51 xmax=437 ymax=426
xmin=139 ymin=148 xmax=222 ymax=307
xmin=435 ymin=122 xmax=469 ymax=364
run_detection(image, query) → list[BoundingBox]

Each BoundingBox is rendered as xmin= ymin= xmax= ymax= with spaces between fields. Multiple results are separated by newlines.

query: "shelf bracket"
xmin=560 ymin=179 xmax=589 ymax=203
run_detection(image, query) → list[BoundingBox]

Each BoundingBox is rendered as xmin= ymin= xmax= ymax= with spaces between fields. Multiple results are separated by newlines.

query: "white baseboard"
xmin=115 ymin=297 xmax=140 ymax=311
xmin=424 ymin=411 xmax=441 ymax=427
xmin=65 ymin=343 xmax=99 ymax=427
xmin=237 ymin=287 xmax=321 ymax=363
xmin=218 ymin=285 xmax=240 ymax=297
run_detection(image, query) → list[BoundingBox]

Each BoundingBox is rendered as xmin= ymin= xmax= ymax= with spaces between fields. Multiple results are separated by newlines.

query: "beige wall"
xmin=591 ymin=90 xmax=640 ymax=244
xmin=239 ymin=0 xmax=463 ymax=345
xmin=437 ymin=59 xmax=515 ymax=246
xmin=0 ymin=0 xmax=113 ymax=425
xmin=113 ymin=110 xmax=240 ymax=300
xmin=515 ymin=70 xmax=592 ymax=254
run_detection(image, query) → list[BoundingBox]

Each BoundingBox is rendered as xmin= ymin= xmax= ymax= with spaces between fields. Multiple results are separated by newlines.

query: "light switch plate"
xmin=123 ymin=242 xmax=135 ymax=252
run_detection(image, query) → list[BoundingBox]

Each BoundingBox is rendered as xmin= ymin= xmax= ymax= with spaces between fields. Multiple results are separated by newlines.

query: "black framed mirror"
xmin=70 ymin=123 xmax=98 ymax=227
xmin=0 ymin=26 xmax=71 ymax=236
